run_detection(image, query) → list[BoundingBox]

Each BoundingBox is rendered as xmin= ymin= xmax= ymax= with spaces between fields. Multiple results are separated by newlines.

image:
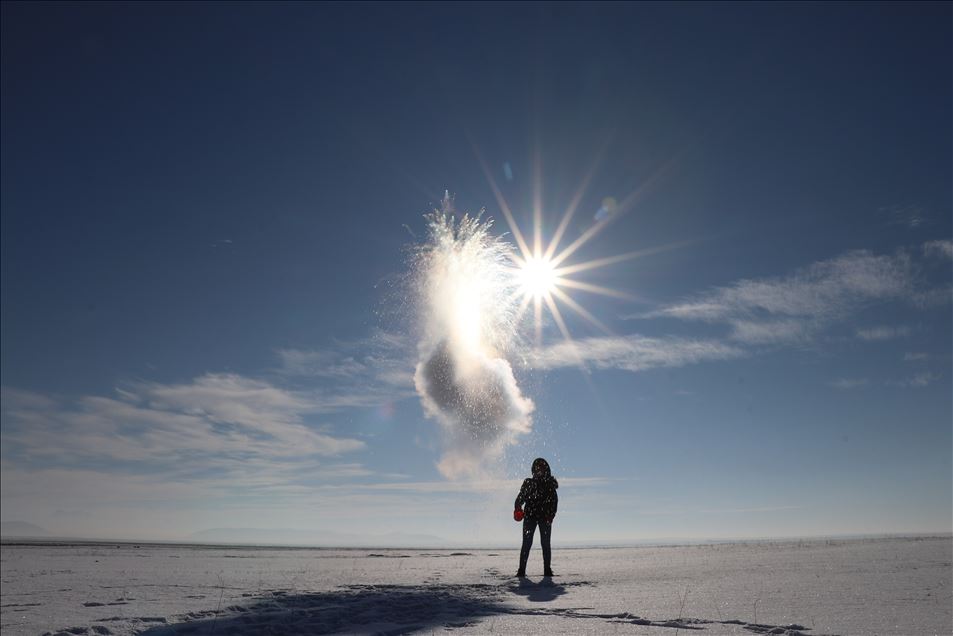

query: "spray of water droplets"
xmin=412 ymin=197 xmax=534 ymax=479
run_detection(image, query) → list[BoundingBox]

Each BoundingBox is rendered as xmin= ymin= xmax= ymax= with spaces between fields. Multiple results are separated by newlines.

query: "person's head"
xmin=531 ymin=457 xmax=551 ymax=477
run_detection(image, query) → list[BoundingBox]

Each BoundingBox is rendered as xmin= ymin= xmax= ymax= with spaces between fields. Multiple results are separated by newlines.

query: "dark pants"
xmin=518 ymin=517 xmax=552 ymax=573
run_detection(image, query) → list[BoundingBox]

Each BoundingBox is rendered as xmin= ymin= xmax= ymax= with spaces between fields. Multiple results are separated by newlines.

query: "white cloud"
xmin=136 ymin=373 xmax=343 ymax=446
xmin=881 ymin=204 xmax=927 ymax=229
xmin=729 ymin=319 xmax=811 ymax=345
xmin=903 ymin=352 xmax=929 ymax=362
xmin=633 ymin=247 xmax=953 ymax=355
xmin=648 ymin=250 xmax=914 ymax=325
xmin=0 ymin=386 xmax=57 ymax=411
xmin=923 ymin=239 xmax=953 ymax=260
xmin=1 ymin=376 xmax=366 ymax=487
xmin=528 ymin=334 xmax=744 ymax=372
xmin=277 ymin=330 xmax=412 ymax=380
xmin=829 ymin=378 xmax=869 ymax=390
xmin=1 ymin=375 xmax=395 ymax=539
xmin=856 ymin=325 xmax=911 ymax=341
xmin=278 ymin=350 xmax=368 ymax=378
xmin=531 ymin=246 xmax=948 ymax=377
xmin=889 ymin=372 xmax=940 ymax=388
xmin=275 ymin=330 xmax=416 ymax=410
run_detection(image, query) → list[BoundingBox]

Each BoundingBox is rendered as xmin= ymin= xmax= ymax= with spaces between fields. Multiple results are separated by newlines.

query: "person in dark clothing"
xmin=513 ymin=457 xmax=558 ymax=577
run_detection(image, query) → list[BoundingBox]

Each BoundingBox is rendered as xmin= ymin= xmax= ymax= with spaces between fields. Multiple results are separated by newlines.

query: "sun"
xmin=473 ymin=145 xmax=688 ymax=349
xmin=517 ymin=254 xmax=558 ymax=299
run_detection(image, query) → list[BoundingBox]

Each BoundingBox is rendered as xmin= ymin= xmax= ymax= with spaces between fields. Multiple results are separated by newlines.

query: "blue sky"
xmin=1 ymin=3 xmax=950 ymax=544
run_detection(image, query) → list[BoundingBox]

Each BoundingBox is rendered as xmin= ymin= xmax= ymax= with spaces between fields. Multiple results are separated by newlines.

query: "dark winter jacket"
xmin=514 ymin=474 xmax=559 ymax=522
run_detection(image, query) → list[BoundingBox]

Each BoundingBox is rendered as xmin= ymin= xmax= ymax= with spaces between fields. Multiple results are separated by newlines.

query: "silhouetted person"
xmin=514 ymin=457 xmax=558 ymax=577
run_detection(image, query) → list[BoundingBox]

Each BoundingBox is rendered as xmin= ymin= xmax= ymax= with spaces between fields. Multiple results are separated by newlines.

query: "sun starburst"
xmin=515 ymin=255 xmax=558 ymax=299
xmin=473 ymin=145 xmax=689 ymax=351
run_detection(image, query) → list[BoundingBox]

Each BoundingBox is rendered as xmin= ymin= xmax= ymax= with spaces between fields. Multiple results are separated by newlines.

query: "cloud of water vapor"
xmin=413 ymin=199 xmax=533 ymax=479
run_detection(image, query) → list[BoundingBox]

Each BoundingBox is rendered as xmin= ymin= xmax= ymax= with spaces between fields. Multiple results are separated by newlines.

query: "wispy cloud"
xmin=645 ymin=250 xmax=915 ymax=326
xmin=275 ymin=330 xmax=416 ymax=409
xmin=888 ymin=372 xmax=939 ymax=388
xmin=829 ymin=378 xmax=869 ymax=390
xmin=728 ymin=319 xmax=811 ymax=345
xmin=880 ymin=204 xmax=927 ymax=229
xmin=856 ymin=325 xmax=911 ymax=341
xmin=923 ymin=239 xmax=953 ymax=260
xmin=578 ymin=245 xmax=950 ymax=375
xmin=528 ymin=334 xmax=744 ymax=372
xmin=830 ymin=372 xmax=942 ymax=390
xmin=0 ymin=373 xmax=419 ymax=540
xmin=634 ymin=247 xmax=952 ymax=347
xmin=1 ymin=376 xmax=366 ymax=491
xmin=903 ymin=352 xmax=930 ymax=362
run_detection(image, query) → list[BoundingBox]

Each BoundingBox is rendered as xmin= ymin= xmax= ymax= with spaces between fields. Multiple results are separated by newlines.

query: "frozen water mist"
xmin=413 ymin=200 xmax=533 ymax=479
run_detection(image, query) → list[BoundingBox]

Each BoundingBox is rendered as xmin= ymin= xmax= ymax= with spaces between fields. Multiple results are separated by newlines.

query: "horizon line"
xmin=2 ymin=531 xmax=950 ymax=551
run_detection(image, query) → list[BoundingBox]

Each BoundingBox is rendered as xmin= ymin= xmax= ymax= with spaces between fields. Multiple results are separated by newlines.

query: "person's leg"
xmin=518 ymin=518 xmax=537 ymax=575
xmin=540 ymin=521 xmax=552 ymax=574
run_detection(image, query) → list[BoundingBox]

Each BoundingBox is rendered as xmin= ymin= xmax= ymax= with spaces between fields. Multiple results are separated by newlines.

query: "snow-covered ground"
xmin=1 ymin=536 xmax=949 ymax=635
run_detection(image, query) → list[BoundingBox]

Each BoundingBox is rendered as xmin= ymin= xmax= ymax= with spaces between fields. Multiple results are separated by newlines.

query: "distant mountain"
xmin=0 ymin=521 xmax=49 ymax=537
xmin=189 ymin=527 xmax=447 ymax=547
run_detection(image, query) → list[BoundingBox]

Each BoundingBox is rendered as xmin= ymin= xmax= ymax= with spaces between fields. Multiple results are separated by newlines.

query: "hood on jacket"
xmin=531 ymin=457 xmax=551 ymax=477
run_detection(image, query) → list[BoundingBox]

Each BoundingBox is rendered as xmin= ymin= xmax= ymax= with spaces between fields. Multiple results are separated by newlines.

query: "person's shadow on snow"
xmin=137 ymin=584 xmax=515 ymax=635
xmin=137 ymin=582 xmax=570 ymax=636
xmin=509 ymin=577 xmax=566 ymax=602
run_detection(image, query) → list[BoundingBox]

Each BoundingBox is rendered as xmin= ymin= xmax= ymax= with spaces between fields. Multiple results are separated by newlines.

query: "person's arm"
xmin=514 ymin=479 xmax=529 ymax=510
xmin=545 ymin=482 xmax=558 ymax=523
